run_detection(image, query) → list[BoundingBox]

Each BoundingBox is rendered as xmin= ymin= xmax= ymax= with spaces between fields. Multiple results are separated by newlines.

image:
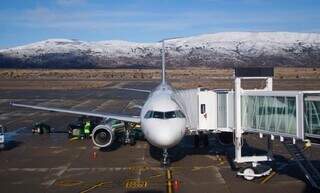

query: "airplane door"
xmin=198 ymin=90 xmax=217 ymax=130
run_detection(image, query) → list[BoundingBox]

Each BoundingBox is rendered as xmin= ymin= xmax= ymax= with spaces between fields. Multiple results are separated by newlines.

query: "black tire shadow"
xmin=0 ymin=140 xmax=22 ymax=151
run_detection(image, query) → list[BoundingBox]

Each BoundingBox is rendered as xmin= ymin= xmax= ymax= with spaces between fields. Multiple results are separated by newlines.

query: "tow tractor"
xmin=68 ymin=116 xmax=103 ymax=139
xmin=32 ymin=122 xmax=51 ymax=134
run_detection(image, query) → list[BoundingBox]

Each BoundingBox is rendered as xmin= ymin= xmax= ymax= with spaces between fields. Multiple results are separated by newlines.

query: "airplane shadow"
xmin=125 ymin=191 xmax=163 ymax=193
xmin=148 ymin=134 xmax=227 ymax=163
xmin=148 ymin=134 xmax=320 ymax=192
xmin=99 ymin=140 xmax=123 ymax=152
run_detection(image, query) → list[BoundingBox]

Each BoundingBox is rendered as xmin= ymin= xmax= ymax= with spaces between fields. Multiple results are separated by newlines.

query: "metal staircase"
xmin=284 ymin=141 xmax=320 ymax=189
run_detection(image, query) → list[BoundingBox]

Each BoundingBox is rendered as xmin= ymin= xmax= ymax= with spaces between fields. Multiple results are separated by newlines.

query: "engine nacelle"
xmin=92 ymin=124 xmax=115 ymax=148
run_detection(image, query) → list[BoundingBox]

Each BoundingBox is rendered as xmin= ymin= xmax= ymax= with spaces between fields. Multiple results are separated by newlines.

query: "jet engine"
xmin=92 ymin=124 xmax=115 ymax=148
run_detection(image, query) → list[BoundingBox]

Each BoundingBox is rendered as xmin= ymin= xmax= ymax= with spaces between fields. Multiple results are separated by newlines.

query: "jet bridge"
xmin=172 ymin=69 xmax=320 ymax=183
xmin=173 ymin=80 xmax=320 ymax=140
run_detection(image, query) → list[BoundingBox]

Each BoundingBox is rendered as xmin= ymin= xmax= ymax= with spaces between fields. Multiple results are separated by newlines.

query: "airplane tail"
xmin=161 ymin=40 xmax=166 ymax=85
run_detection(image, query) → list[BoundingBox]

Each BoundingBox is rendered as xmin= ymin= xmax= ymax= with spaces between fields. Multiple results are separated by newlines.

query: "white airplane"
xmin=11 ymin=40 xmax=188 ymax=165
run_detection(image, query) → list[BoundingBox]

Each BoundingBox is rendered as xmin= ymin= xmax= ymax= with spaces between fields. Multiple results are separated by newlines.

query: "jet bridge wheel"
xmin=242 ymin=167 xmax=256 ymax=181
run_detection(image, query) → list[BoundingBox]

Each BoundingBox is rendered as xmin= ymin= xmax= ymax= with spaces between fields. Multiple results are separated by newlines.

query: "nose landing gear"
xmin=161 ymin=148 xmax=170 ymax=167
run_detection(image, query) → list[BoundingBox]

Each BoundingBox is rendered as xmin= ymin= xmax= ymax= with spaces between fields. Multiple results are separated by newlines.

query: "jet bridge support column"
xmin=234 ymin=77 xmax=272 ymax=164
xmin=234 ymin=77 xmax=242 ymax=162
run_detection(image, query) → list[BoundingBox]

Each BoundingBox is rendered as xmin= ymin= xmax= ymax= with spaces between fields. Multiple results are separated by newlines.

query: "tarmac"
xmin=0 ymin=81 xmax=319 ymax=193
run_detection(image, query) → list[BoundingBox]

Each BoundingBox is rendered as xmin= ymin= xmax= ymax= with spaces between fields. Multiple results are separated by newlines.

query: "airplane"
xmin=11 ymin=40 xmax=190 ymax=166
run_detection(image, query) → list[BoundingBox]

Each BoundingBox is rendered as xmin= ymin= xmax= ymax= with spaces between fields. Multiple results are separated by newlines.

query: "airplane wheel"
xmin=243 ymin=167 xmax=255 ymax=181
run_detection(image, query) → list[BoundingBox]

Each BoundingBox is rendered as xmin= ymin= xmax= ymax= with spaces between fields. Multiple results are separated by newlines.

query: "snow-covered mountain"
xmin=1 ymin=32 xmax=320 ymax=68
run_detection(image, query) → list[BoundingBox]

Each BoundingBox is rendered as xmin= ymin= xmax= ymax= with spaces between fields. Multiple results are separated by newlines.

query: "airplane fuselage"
xmin=140 ymin=83 xmax=186 ymax=148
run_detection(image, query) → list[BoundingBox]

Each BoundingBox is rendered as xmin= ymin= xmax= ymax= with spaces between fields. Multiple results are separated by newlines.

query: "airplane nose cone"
xmin=143 ymin=120 xmax=186 ymax=148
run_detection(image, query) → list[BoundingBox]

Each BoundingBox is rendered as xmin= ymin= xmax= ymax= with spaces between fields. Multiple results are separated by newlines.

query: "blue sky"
xmin=0 ymin=0 xmax=320 ymax=48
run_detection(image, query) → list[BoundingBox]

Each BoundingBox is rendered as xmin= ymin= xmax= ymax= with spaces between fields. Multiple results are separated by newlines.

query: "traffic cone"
xmin=173 ymin=179 xmax=180 ymax=192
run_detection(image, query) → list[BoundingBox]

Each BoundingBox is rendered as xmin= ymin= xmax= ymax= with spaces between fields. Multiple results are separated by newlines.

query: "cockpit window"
xmin=176 ymin=110 xmax=186 ymax=118
xmin=165 ymin=111 xmax=177 ymax=119
xmin=153 ymin=111 xmax=164 ymax=119
xmin=144 ymin=111 xmax=153 ymax=118
xmin=145 ymin=110 xmax=185 ymax=119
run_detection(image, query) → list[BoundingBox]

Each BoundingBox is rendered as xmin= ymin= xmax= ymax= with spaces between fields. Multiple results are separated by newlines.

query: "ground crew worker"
xmin=84 ymin=121 xmax=91 ymax=139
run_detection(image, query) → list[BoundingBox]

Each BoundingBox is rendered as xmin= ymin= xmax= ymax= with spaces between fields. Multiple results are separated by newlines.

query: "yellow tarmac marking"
xmin=80 ymin=181 xmax=112 ymax=193
xmin=166 ymin=169 xmax=174 ymax=193
xmin=147 ymin=173 xmax=164 ymax=179
xmin=125 ymin=179 xmax=148 ymax=189
xmin=191 ymin=165 xmax=215 ymax=172
xmin=128 ymin=165 xmax=150 ymax=172
xmin=55 ymin=179 xmax=83 ymax=187
xmin=216 ymin=155 xmax=226 ymax=165
xmin=260 ymin=171 xmax=277 ymax=184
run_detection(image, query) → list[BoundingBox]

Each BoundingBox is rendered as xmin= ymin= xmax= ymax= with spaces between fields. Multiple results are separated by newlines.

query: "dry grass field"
xmin=0 ymin=67 xmax=320 ymax=90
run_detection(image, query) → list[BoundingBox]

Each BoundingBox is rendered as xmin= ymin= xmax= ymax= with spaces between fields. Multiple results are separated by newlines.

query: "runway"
xmin=0 ymin=81 xmax=318 ymax=193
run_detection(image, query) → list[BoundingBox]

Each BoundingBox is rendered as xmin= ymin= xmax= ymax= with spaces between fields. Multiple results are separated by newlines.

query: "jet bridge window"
xmin=241 ymin=96 xmax=297 ymax=135
xmin=201 ymin=104 xmax=206 ymax=114
xmin=305 ymin=99 xmax=320 ymax=135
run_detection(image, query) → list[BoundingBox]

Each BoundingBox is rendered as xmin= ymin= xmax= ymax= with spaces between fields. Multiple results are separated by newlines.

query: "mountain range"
xmin=1 ymin=32 xmax=320 ymax=68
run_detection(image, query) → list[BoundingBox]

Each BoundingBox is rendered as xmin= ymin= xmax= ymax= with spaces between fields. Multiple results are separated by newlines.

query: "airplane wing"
xmin=117 ymin=87 xmax=151 ymax=93
xmin=11 ymin=103 xmax=140 ymax=123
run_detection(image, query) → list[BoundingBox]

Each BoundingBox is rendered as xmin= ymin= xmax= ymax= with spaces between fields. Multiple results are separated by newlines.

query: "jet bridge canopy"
xmin=240 ymin=91 xmax=320 ymax=139
xmin=241 ymin=91 xmax=303 ymax=139
xmin=173 ymin=88 xmax=320 ymax=140
xmin=304 ymin=93 xmax=320 ymax=138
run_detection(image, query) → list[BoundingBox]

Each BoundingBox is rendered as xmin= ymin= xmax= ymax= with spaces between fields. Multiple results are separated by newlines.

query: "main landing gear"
xmin=161 ymin=148 xmax=170 ymax=167
xmin=123 ymin=123 xmax=136 ymax=146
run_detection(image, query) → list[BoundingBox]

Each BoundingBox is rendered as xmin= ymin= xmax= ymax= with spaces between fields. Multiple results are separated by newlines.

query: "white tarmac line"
xmin=42 ymin=163 xmax=72 ymax=187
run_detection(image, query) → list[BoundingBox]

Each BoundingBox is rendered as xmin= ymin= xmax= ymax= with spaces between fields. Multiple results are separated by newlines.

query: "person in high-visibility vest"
xmin=84 ymin=121 xmax=91 ymax=138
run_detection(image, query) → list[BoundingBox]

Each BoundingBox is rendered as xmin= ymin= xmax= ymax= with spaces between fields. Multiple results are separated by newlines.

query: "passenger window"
xmin=153 ymin=111 xmax=164 ymax=119
xmin=201 ymin=104 xmax=206 ymax=114
xmin=165 ymin=111 xmax=177 ymax=119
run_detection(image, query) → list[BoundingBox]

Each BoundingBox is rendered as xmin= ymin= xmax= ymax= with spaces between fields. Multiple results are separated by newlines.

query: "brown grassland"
xmin=0 ymin=67 xmax=320 ymax=90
